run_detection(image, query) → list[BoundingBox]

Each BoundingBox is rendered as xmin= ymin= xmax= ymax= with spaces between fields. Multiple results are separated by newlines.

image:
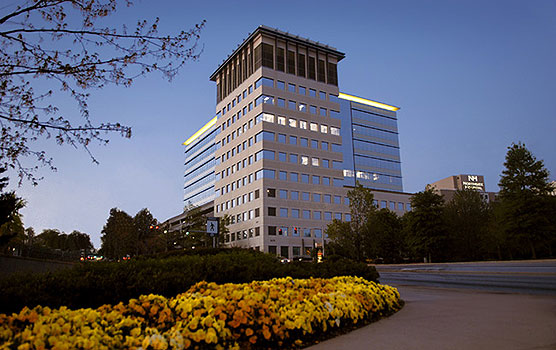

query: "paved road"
xmin=376 ymin=260 xmax=556 ymax=294
xmin=308 ymin=284 xmax=556 ymax=350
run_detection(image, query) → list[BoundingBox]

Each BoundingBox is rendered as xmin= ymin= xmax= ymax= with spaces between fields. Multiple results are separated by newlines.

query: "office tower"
xmin=182 ymin=26 xmax=410 ymax=256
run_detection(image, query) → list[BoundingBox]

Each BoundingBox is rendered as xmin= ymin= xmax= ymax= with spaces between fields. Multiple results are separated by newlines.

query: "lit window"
xmin=320 ymin=125 xmax=328 ymax=133
xmin=277 ymin=116 xmax=286 ymax=125
xmin=298 ymin=103 xmax=306 ymax=112
xmin=331 ymin=127 xmax=340 ymax=136
xmin=299 ymin=120 xmax=307 ymax=129
xmin=289 ymin=118 xmax=297 ymax=128
xmin=301 ymin=156 xmax=309 ymax=165
xmin=310 ymin=123 xmax=318 ymax=131
xmin=311 ymin=158 xmax=319 ymax=166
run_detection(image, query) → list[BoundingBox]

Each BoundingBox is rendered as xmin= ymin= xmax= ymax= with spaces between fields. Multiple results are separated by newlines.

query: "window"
xmin=313 ymin=193 xmax=321 ymax=202
xmin=398 ymin=202 xmax=404 ymax=211
xmin=291 ymin=191 xmax=299 ymax=200
xmin=390 ymin=201 xmax=396 ymax=211
xmin=335 ymin=213 xmax=342 ymax=220
xmin=298 ymin=103 xmax=306 ymax=112
xmin=311 ymin=158 xmax=319 ymax=167
xmin=302 ymin=192 xmax=310 ymax=201
xmin=267 ymin=188 xmax=276 ymax=197
xmin=324 ymin=212 xmax=332 ymax=220
xmin=268 ymin=245 xmax=277 ymax=253
xmin=279 ymin=190 xmax=288 ymax=199
xmin=310 ymin=105 xmax=317 ymax=114
xmin=268 ymin=207 xmax=276 ymax=216
xmin=280 ymin=208 xmax=288 ymax=217
xmin=324 ymin=195 xmax=331 ymax=203
xmin=290 ymin=173 xmax=299 ymax=182
xmin=276 ymin=49 xmax=285 ymax=72
xmin=406 ymin=203 xmax=412 ymax=211
xmin=300 ymin=137 xmax=308 ymax=147
xmin=278 ymin=152 xmax=287 ymax=162
xmin=331 ymin=127 xmax=340 ymax=136
xmin=318 ymin=59 xmax=326 ymax=82
xmin=300 ymin=156 xmax=309 ymax=165
xmin=297 ymin=53 xmax=306 ymax=77
xmin=381 ymin=200 xmax=387 ymax=208
xmin=277 ymin=98 xmax=285 ymax=108
xmin=288 ymin=118 xmax=297 ymax=127
xmin=344 ymin=197 xmax=350 ymax=205
xmin=327 ymin=62 xmax=338 ymax=85
xmin=261 ymin=43 xmax=274 ymax=68
xmin=301 ymin=174 xmax=309 ymax=183
xmin=320 ymin=124 xmax=328 ymax=134
xmin=320 ymin=108 xmax=327 ymax=117
xmin=288 ymin=83 xmax=296 ymax=93
xmin=255 ymin=131 xmax=275 ymax=143
xmin=313 ymin=212 xmax=321 ymax=220
xmin=312 ymin=175 xmax=320 ymax=184
xmin=255 ymin=94 xmax=274 ymax=106
xmin=332 ymin=143 xmax=342 ymax=152
xmin=269 ymin=226 xmax=277 ymax=235
xmin=319 ymin=91 xmax=326 ymax=100
xmin=311 ymin=139 xmax=318 ymax=148
xmin=309 ymin=88 xmax=316 ymax=97
xmin=345 ymin=214 xmax=351 ymax=221
xmin=277 ymin=80 xmax=285 ymax=89
xmin=303 ymin=210 xmax=311 ymax=219
xmin=255 ymin=208 xmax=260 ymax=217
xmin=287 ymin=51 xmax=295 ymax=74
xmin=291 ymin=209 xmax=299 ymax=218
xmin=303 ymin=227 xmax=311 ymax=237
xmin=322 ymin=159 xmax=329 ymax=168
xmin=334 ymin=195 xmax=341 ymax=204
xmin=299 ymin=121 xmax=307 ymax=129
xmin=299 ymin=86 xmax=306 ymax=95
xmin=279 ymin=171 xmax=287 ymax=180
xmin=333 ymin=178 xmax=342 ymax=187
xmin=288 ymin=101 xmax=296 ymax=110
xmin=310 ymin=123 xmax=318 ymax=131
xmin=278 ymin=134 xmax=286 ymax=143
xmin=289 ymin=135 xmax=297 ymax=145
xmin=255 ymin=77 xmax=273 ymax=89
xmin=332 ymin=160 xmax=342 ymax=169
xmin=277 ymin=116 xmax=286 ymax=125
xmin=322 ymin=141 xmax=329 ymax=150
xmin=289 ymin=154 xmax=298 ymax=163
xmin=293 ymin=246 xmax=301 ymax=256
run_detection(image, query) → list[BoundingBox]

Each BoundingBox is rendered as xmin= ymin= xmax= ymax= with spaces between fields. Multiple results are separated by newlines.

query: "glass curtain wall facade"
xmin=336 ymin=94 xmax=403 ymax=191
xmin=183 ymin=119 xmax=218 ymax=208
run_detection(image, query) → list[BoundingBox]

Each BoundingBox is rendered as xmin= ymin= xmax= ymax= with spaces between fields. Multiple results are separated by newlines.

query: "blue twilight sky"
xmin=6 ymin=0 xmax=556 ymax=248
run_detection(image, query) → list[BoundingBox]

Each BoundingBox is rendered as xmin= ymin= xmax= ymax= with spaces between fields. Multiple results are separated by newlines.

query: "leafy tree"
xmin=365 ymin=209 xmax=406 ymax=263
xmin=498 ymin=142 xmax=554 ymax=258
xmin=346 ymin=183 xmax=376 ymax=261
xmin=132 ymin=208 xmax=157 ymax=255
xmin=0 ymin=0 xmax=205 ymax=184
xmin=444 ymin=188 xmax=491 ymax=261
xmin=36 ymin=228 xmax=64 ymax=249
xmin=405 ymin=188 xmax=447 ymax=263
xmin=325 ymin=219 xmax=358 ymax=260
xmin=100 ymin=208 xmax=134 ymax=259
xmin=66 ymin=230 xmax=94 ymax=252
xmin=0 ymin=168 xmax=25 ymax=249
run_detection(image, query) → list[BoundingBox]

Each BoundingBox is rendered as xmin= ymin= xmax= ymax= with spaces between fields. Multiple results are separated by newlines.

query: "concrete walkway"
xmin=307 ymin=285 xmax=556 ymax=350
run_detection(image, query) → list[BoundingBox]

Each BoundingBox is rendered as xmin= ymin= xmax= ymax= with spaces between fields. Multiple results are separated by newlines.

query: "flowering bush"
xmin=0 ymin=277 xmax=401 ymax=349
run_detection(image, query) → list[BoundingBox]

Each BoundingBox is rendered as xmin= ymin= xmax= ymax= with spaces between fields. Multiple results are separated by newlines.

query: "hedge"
xmin=0 ymin=249 xmax=379 ymax=314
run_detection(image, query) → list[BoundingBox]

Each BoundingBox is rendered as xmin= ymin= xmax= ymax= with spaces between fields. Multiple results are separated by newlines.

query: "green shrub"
xmin=0 ymin=249 xmax=378 ymax=314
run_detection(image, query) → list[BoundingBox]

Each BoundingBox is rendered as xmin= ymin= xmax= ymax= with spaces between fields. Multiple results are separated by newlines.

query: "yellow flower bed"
xmin=0 ymin=276 xmax=401 ymax=349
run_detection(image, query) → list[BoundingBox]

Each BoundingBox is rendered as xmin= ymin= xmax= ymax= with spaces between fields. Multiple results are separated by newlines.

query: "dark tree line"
xmin=327 ymin=143 xmax=556 ymax=263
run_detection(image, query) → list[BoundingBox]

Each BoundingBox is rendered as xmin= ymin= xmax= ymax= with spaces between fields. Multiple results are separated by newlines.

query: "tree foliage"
xmin=35 ymin=228 xmax=93 ymax=251
xmin=0 ymin=0 xmax=205 ymax=184
xmin=404 ymin=188 xmax=447 ymax=262
xmin=0 ymin=168 xmax=25 ymax=249
xmin=497 ymin=142 xmax=554 ymax=258
xmin=100 ymin=207 xmax=158 ymax=259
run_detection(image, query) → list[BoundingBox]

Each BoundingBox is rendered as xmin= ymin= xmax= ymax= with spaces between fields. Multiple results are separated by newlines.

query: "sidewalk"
xmin=307 ymin=285 xmax=556 ymax=350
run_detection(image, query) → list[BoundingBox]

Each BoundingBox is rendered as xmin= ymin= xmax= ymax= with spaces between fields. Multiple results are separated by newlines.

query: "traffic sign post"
xmin=206 ymin=217 xmax=219 ymax=248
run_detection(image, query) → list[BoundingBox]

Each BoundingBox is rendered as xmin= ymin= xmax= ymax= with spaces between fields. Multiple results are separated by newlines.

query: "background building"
xmin=428 ymin=174 xmax=496 ymax=202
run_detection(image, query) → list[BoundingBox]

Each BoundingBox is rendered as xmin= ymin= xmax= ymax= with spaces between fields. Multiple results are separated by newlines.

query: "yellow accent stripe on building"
xmin=338 ymin=93 xmax=400 ymax=111
xmin=183 ymin=116 xmax=218 ymax=146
